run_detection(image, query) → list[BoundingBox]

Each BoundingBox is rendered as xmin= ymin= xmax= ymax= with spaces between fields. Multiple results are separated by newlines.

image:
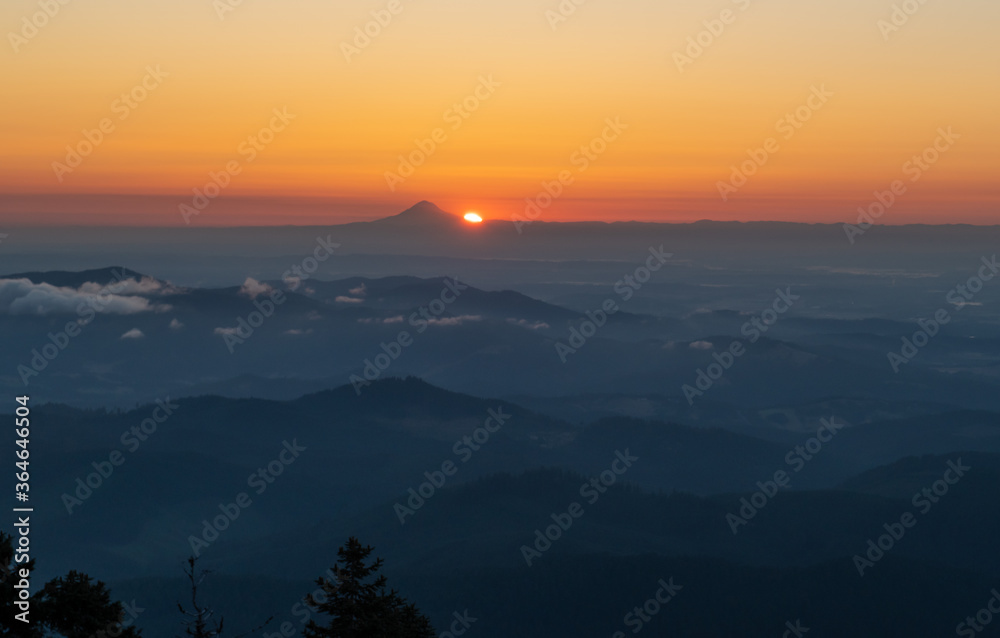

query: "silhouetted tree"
xmin=35 ymin=571 xmax=142 ymax=638
xmin=177 ymin=557 xmax=224 ymax=638
xmin=3 ymin=531 xmax=139 ymax=638
xmin=303 ymin=537 xmax=435 ymax=638
xmin=177 ymin=556 xmax=271 ymax=638
xmin=1 ymin=531 xmax=41 ymax=638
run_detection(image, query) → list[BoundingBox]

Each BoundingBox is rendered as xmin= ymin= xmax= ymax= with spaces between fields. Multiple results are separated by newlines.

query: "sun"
xmin=463 ymin=212 xmax=483 ymax=223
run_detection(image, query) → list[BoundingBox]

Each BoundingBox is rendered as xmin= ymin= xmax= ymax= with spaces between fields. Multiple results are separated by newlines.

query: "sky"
xmin=0 ymin=0 xmax=997 ymax=226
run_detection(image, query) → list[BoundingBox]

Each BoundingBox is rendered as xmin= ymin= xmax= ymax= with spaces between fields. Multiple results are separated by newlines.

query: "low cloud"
xmin=358 ymin=315 xmax=404 ymax=325
xmin=240 ymin=277 xmax=273 ymax=299
xmin=507 ymin=318 xmax=550 ymax=330
xmin=120 ymin=328 xmax=144 ymax=340
xmin=79 ymin=276 xmax=177 ymax=296
xmin=428 ymin=315 xmax=482 ymax=327
xmin=0 ymin=278 xmax=158 ymax=316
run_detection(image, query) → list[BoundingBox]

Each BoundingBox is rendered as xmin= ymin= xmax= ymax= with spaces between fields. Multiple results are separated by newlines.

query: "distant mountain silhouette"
xmin=2 ymin=266 xmax=147 ymax=287
xmin=370 ymin=201 xmax=459 ymax=226
xmin=274 ymin=274 xmax=580 ymax=324
xmin=4 ymin=265 xmax=1000 ymax=412
xmin=20 ymin=378 xmax=1000 ymax=638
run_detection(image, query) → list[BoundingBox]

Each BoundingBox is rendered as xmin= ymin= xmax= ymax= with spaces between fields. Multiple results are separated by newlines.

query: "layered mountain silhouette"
xmin=20 ymin=378 xmax=1000 ymax=637
xmin=6 ymin=211 xmax=1000 ymax=637
xmin=3 ymin=266 xmax=999 ymax=414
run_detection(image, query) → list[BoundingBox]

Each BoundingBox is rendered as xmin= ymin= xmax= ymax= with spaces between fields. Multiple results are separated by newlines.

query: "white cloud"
xmin=120 ymin=328 xmax=144 ymax=340
xmin=357 ymin=315 xmax=404 ymax=325
xmin=506 ymin=318 xmax=550 ymax=330
xmin=689 ymin=340 xmax=714 ymax=350
xmin=348 ymin=283 xmax=367 ymax=296
xmin=428 ymin=315 xmax=482 ymax=327
xmin=358 ymin=315 xmax=480 ymax=327
xmin=335 ymin=296 xmax=364 ymax=304
xmin=240 ymin=277 xmax=273 ymax=299
xmin=79 ymin=276 xmax=176 ymax=296
xmin=169 ymin=318 xmax=184 ymax=330
xmin=0 ymin=278 xmax=157 ymax=316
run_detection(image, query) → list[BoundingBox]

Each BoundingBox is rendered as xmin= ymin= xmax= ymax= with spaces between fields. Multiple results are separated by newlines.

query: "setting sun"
xmin=464 ymin=212 xmax=483 ymax=223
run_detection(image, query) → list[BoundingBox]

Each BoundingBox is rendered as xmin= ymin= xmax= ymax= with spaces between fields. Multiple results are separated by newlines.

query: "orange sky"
xmin=1 ymin=0 xmax=997 ymax=225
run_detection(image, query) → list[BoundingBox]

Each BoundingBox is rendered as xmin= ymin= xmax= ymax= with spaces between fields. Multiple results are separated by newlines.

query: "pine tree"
xmin=176 ymin=556 xmax=271 ymax=638
xmin=1 ymin=531 xmax=41 ymax=638
xmin=35 ymin=571 xmax=142 ymax=638
xmin=3 ymin=531 xmax=139 ymax=638
xmin=303 ymin=537 xmax=435 ymax=638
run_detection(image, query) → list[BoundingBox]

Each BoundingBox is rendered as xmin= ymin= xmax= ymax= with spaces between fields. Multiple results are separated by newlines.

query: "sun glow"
xmin=464 ymin=212 xmax=483 ymax=223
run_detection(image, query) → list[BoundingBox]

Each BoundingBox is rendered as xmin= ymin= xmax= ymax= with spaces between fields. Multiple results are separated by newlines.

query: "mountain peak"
xmin=373 ymin=201 xmax=457 ymax=225
xmin=410 ymin=200 xmax=444 ymax=211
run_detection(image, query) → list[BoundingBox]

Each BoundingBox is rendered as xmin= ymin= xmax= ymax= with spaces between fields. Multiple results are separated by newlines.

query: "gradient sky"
xmin=1 ymin=0 xmax=997 ymax=225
